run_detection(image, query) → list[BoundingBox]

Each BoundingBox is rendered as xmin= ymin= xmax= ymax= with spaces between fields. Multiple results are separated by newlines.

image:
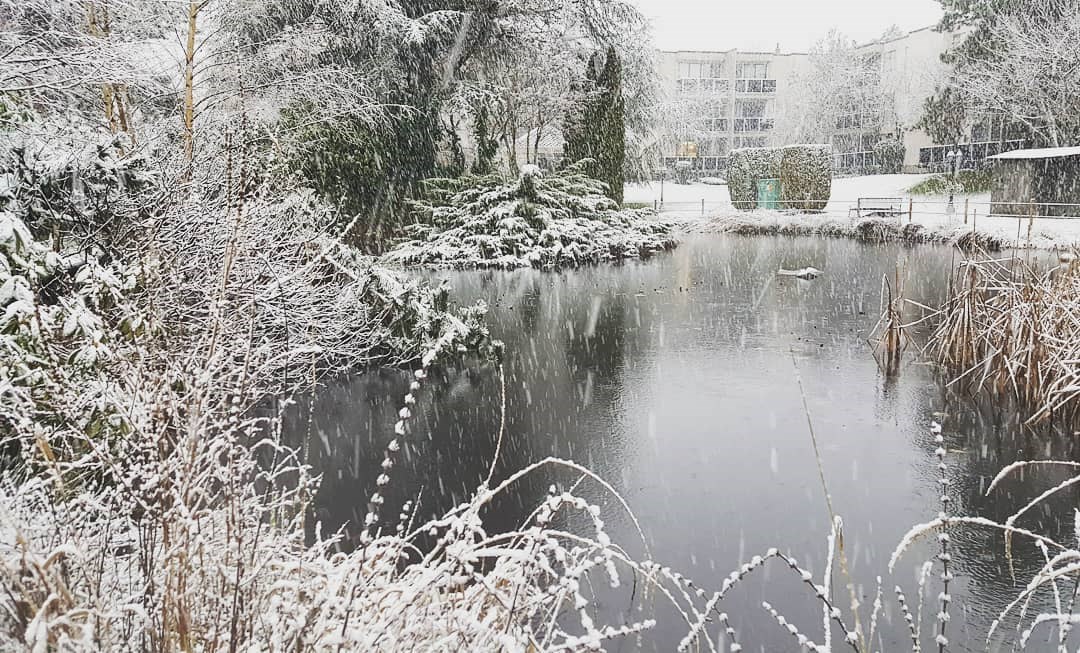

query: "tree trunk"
xmin=182 ymin=1 xmax=204 ymax=175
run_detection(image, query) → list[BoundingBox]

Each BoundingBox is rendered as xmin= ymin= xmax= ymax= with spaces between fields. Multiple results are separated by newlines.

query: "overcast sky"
xmin=631 ymin=0 xmax=945 ymax=52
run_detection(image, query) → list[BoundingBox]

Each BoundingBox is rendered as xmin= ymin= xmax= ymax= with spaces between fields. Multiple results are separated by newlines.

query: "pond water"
xmin=287 ymin=235 xmax=1080 ymax=652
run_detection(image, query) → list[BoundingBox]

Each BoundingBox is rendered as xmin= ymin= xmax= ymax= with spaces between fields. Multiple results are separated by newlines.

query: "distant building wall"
xmin=656 ymin=26 xmax=975 ymax=174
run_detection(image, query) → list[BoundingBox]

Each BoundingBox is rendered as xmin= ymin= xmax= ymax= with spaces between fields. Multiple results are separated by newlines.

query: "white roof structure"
xmin=989 ymin=146 xmax=1080 ymax=160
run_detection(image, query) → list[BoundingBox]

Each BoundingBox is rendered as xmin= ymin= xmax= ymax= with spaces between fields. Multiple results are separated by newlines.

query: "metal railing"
xmin=734 ymin=79 xmax=777 ymax=93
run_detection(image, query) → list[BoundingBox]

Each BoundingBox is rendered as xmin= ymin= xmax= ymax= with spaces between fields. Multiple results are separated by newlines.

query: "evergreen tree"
xmin=472 ymin=104 xmax=499 ymax=175
xmin=596 ymin=45 xmax=626 ymax=205
xmin=562 ymin=47 xmax=625 ymax=204
xmin=916 ymin=86 xmax=970 ymax=147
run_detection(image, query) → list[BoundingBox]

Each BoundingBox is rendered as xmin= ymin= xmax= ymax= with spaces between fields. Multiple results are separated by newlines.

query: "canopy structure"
xmin=988 ymin=146 xmax=1080 ymax=160
xmin=989 ymin=147 xmax=1080 ymax=217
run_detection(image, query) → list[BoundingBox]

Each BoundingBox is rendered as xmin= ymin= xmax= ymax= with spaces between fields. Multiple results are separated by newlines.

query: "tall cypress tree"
xmin=596 ymin=46 xmax=625 ymax=205
xmin=472 ymin=104 xmax=499 ymax=175
xmin=562 ymin=47 xmax=625 ymax=204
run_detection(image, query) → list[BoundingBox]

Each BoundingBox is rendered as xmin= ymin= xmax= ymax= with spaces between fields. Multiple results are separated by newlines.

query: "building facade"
xmin=656 ymin=26 xmax=1011 ymax=175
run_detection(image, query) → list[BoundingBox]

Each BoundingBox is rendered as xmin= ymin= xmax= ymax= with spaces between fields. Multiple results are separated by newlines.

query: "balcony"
xmin=676 ymin=78 xmax=731 ymax=95
xmin=834 ymin=113 xmax=881 ymax=130
xmin=733 ymin=117 xmax=774 ymax=132
xmin=735 ymin=79 xmax=777 ymax=94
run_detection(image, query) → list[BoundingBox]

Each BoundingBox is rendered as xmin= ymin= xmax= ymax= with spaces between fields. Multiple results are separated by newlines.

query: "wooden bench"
xmin=849 ymin=197 xmax=904 ymax=219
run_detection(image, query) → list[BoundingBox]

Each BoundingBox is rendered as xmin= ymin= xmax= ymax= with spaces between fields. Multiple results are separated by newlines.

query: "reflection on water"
xmin=285 ymin=235 xmax=1080 ymax=652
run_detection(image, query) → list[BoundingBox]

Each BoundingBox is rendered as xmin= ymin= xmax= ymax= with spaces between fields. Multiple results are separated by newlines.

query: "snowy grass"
xmin=6 ymin=366 xmax=1080 ymax=652
xmin=908 ymin=170 xmax=993 ymax=195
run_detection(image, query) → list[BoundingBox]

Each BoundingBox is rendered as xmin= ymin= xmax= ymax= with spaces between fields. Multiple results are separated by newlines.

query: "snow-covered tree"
xmin=384 ymin=163 xmax=674 ymax=268
xmin=950 ymin=6 xmax=1080 ymax=148
xmin=447 ymin=0 xmax=655 ymax=183
xmin=774 ymin=30 xmax=885 ymax=146
xmin=926 ymin=0 xmax=1080 ymax=148
xmin=563 ymin=46 xmax=625 ymax=203
xmin=0 ymin=0 xmax=177 ymax=145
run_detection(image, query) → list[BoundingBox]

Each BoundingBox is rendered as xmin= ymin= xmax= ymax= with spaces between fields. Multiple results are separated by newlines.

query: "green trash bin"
xmin=756 ymin=178 xmax=781 ymax=210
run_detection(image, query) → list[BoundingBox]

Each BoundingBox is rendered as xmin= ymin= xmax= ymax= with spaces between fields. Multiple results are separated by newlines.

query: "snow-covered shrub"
xmin=873 ymin=137 xmax=905 ymax=174
xmin=779 ymin=144 xmax=832 ymax=212
xmin=383 ymin=161 xmax=677 ymax=269
xmin=674 ymin=160 xmax=693 ymax=184
xmin=0 ymin=133 xmax=158 ymax=261
xmin=727 ymin=147 xmax=783 ymax=211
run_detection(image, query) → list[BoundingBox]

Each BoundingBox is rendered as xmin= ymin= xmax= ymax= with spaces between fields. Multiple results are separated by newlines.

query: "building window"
xmin=835 ymin=111 xmax=881 ymax=130
xmin=695 ymin=78 xmax=730 ymax=94
xmin=699 ymin=138 xmax=729 ymax=157
xmin=736 ymin=61 xmax=769 ymax=79
xmin=678 ymin=61 xmax=700 ymax=79
xmin=735 ymin=78 xmax=777 ymax=93
xmin=734 ymin=118 xmax=774 ymax=132
xmin=736 ymin=100 xmax=768 ymax=118
xmin=733 ymin=136 xmax=768 ymax=149
xmin=734 ymin=100 xmax=772 ymax=132
xmin=679 ymin=60 xmax=726 ymax=79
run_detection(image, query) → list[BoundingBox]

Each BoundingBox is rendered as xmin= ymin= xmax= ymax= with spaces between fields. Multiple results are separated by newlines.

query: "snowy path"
xmin=628 ymin=174 xmax=1080 ymax=251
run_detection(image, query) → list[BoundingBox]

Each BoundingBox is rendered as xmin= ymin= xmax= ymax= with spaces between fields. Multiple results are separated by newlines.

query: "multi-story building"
xmin=657 ymin=48 xmax=801 ymax=173
xmin=656 ymin=26 xmax=1018 ymax=175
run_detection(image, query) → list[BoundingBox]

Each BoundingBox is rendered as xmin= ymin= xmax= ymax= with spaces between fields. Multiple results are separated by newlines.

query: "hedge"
xmin=728 ymin=147 xmax=783 ymax=210
xmin=779 ymin=145 xmax=832 ymax=212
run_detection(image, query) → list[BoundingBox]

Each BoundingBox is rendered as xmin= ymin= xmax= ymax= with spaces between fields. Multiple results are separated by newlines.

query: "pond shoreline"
xmin=660 ymin=206 xmax=1080 ymax=252
xmin=673 ymin=211 xmax=1010 ymax=251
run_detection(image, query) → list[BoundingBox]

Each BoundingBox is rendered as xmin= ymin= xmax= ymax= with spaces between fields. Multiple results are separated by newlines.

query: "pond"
xmin=286 ymin=234 xmax=1080 ymax=652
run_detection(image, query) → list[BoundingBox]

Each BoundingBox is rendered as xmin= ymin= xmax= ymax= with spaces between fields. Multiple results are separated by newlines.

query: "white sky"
xmin=631 ymin=0 xmax=945 ymax=52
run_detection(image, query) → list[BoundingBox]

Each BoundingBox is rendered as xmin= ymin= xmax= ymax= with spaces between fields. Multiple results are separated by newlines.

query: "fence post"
xmin=963 ymin=198 xmax=969 ymax=225
xmin=654 ymin=199 xmax=658 ymax=211
xmin=1027 ymin=202 xmax=1036 ymax=246
xmin=701 ymin=198 xmax=705 ymax=216
xmin=908 ymin=198 xmax=913 ymax=224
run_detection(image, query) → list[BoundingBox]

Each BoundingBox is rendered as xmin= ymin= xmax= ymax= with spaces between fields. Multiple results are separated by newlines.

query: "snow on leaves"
xmin=383 ymin=162 xmax=677 ymax=269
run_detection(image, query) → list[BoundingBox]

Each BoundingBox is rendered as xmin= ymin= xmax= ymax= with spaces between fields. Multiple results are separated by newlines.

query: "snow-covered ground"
xmin=627 ymin=173 xmax=1080 ymax=250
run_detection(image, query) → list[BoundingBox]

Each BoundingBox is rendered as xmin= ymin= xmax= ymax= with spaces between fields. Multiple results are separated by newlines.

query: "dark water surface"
xmin=288 ymin=235 xmax=1080 ymax=652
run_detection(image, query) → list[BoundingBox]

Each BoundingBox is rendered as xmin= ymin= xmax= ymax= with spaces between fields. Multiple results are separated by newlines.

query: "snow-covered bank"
xmin=628 ymin=173 xmax=1080 ymax=251
xmin=678 ymin=210 xmax=1007 ymax=251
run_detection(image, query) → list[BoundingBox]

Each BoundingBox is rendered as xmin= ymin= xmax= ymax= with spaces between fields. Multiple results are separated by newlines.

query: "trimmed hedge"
xmin=779 ymin=145 xmax=832 ymax=212
xmin=729 ymin=145 xmax=832 ymax=212
xmin=728 ymin=147 xmax=783 ymax=210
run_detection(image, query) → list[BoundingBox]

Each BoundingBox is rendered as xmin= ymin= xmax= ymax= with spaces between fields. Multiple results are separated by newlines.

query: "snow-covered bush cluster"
xmin=728 ymin=145 xmax=832 ymax=212
xmin=779 ymin=145 xmax=832 ymax=211
xmin=0 ymin=128 xmax=507 ymax=650
xmin=727 ymin=147 xmax=783 ymax=210
xmin=873 ymin=137 xmax=906 ymax=174
xmin=383 ymin=162 xmax=677 ymax=269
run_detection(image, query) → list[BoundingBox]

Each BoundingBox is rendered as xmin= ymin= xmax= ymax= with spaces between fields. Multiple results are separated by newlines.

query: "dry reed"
xmin=930 ymin=251 xmax=1080 ymax=425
